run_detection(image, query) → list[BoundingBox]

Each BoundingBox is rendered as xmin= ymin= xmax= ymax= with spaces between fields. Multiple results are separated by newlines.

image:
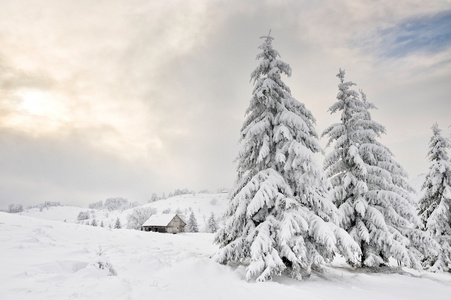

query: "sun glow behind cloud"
xmin=0 ymin=0 xmax=213 ymax=162
xmin=1 ymin=89 xmax=69 ymax=134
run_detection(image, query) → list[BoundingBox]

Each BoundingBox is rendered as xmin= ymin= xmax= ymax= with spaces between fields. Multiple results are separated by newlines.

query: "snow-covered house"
xmin=141 ymin=214 xmax=186 ymax=234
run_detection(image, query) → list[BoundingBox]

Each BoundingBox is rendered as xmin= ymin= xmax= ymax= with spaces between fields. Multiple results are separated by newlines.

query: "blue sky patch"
xmin=378 ymin=11 xmax=451 ymax=58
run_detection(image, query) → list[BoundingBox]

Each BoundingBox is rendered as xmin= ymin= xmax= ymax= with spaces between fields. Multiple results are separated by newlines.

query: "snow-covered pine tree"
xmin=214 ymin=34 xmax=359 ymax=282
xmin=418 ymin=123 xmax=451 ymax=272
xmin=360 ymin=90 xmax=438 ymax=269
xmin=114 ymin=218 xmax=121 ymax=229
xmin=186 ymin=212 xmax=199 ymax=233
xmin=208 ymin=213 xmax=218 ymax=233
xmin=323 ymin=69 xmax=421 ymax=269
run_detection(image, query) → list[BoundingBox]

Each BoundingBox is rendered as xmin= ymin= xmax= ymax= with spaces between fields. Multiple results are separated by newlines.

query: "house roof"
xmin=142 ymin=214 xmax=184 ymax=227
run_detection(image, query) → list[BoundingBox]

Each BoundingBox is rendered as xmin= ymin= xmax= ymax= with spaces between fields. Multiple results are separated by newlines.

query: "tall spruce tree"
xmin=214 ymin=34 xmax=359 ymax=282
xmin=323 ymin=69 xmax=421 ymax=269
xmin=359 ymin=89 xmax=429 ymax=269
xmin=114 ymin=218 xmax=121 ymax=229
xmin=418 ymin=123 xmax=451 ymax=272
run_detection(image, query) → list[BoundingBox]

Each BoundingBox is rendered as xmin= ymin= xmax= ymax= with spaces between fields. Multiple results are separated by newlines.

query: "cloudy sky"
xmin=1 ymin=0 xmax=450 ymax=209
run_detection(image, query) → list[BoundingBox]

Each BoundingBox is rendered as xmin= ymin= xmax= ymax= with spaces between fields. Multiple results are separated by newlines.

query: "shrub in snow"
xmin=93 ymin=246 xmax=117 ymax=276
xmin=127 ymin=207 xmax=157 ymax=230
xmin=186 ymin=212 xmax=199 ymax=233
xmin=77 ymin=211 xmax=90 ymax=221
xmin=322 ymin=69 xmax=422 ymax=269
xmin=215 ymin=34 xmax=360 ymax=282
xmin=91 ymin=219 xmax=97 ymax=226
xmin=418 ymin=123 xmax=451 ymax=272
xmin=8 ymin=204 xmax=23 ymax=213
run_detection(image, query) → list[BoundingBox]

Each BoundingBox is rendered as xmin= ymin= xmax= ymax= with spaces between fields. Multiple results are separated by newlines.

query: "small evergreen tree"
xmin=100 ymin=221 xmax=104 ymax=228
xmin=418 ymin=123 xmax=451 ymax=272
xmin=323 ymin=69 xmax=421 ymax=269
xmin=91 ymin=219 xmax=97 ymax=226
xmin=208 ymin=213 xmax=218 ymax=233
xmin=215 ymin=34 xmax=359 ymax=282
xmin=114 ymin=218 xmax=121 ymax=229
xmin=186 ymin=212 xmax=199 ymax=233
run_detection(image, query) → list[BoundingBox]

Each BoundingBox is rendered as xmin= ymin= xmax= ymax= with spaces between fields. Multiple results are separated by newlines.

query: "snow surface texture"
xmin=1 ymin=210 xmax=451 ymax=300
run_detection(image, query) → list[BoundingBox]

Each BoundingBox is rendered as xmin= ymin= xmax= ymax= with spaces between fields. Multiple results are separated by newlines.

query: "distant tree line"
xmin=7 ymin=201 xmax=62 ymax=213
xmin=88 ymin=197 xmax=138 ymax=211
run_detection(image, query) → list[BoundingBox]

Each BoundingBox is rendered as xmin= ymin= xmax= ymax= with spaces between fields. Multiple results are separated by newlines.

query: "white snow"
xmin=143 ymin=214 xmax=179 ymax=226
xmin=1 ymin=208 xmax=451 ymax=299
xmin=19 ymin=205 xmax=87 ymax=223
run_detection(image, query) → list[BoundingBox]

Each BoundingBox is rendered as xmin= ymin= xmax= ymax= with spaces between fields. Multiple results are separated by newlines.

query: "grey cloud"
xmin=0 ymin=0 xmax=450 ymax=209
xmin=0 ymin=128 xmax=157 ymax=208
xmin=0 ymin=59 xmax=55 ymax=92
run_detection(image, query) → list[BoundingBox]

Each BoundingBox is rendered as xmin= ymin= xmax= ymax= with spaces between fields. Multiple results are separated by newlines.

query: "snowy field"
xmin=1 ymin=209 xmax=451 ymax=300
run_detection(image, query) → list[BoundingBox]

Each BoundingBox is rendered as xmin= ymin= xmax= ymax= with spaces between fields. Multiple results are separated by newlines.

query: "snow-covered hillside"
xmin=1 ymin=212 xmax=450 ymax=300
xmin=19 ymin=205 xmax=89 ymax=223
xmin=19 ymin=193 xmax=229 ymax=232
xmin=138 ymin=193 xmax=229 ymax=230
